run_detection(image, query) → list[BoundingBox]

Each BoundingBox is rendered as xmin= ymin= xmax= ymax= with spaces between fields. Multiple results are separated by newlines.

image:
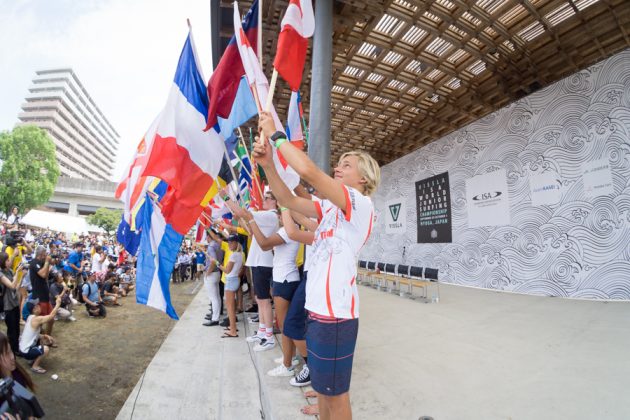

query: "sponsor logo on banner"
xmin=583 ymin=158 xmax=614 ymax=198
xmin=466 ymin=169 xmax=510 ymax=228
xmin=530 ymin=172 xmax=562 ymax=206
xmin=385 ymin=199 xmax=405 ymax=234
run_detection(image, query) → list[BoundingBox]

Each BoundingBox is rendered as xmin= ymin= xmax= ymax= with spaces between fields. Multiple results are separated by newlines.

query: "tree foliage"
xmin=0 ymin=126 xmax=60 ymax=214
xmin=87 ymin=207 xmax=122 ymax=234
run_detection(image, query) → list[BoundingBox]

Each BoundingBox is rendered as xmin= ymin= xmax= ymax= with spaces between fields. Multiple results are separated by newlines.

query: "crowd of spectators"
xmin=0 ymin=207 xmax=137 ymax=386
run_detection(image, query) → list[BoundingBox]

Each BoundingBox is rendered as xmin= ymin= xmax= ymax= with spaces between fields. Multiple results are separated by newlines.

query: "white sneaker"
xmin=253 ymin=338 xmax=275 ymax=352
xmin=248 ymin=316 xmax=259 ymax=324
xmin=267 ymin=363 xmax=295 ymax=377
xmin=68 ymin=316 xmax=77 ymax=322
xmin=274 ymin=356 xmax=300 ymax=366
xmin=246 ymin=333 xmax=264 ymax=343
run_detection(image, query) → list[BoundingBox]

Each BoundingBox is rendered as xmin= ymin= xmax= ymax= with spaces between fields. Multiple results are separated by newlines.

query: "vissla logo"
xmin=389 ymin=203 xmax=401 ymax=222
xmin=472 ymin=191 xmax=502 ymax=201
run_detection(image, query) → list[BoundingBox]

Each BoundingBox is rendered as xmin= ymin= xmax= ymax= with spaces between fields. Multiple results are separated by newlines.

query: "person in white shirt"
xmin=91 ymin=245 xmax=106 ymax=273
xmin=223 ymin=190 xmax=278 ymax=350
xmin=213 ymin=235 xmax=243 ymax=338
xmin=242 ymin=209 xmax=301 ymax=364
xmin=254 ymin=112 xmax=381 ymax=420
xmin=5 ymin=206 xmax=20 ymax=230
xmin=19 ymin=296 xmax=62 ymax=374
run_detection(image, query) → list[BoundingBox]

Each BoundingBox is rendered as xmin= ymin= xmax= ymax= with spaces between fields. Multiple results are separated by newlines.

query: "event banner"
xmin=416 ymin=172 xmax=452 ymax=243
xmin=465 ymin=169 xmax=511 ymax=227
xmin=583 ymin=158 xmax=614 ymax=198
xmin=385 ymin=198 xmax=406 ymax=234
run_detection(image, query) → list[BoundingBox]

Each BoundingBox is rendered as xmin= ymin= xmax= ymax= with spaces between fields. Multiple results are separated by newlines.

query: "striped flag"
xmin=136 ymin=195 xmax=182 ymax=320
xmin=234 ymin=2 xmax=300 ymax=190
xmin=273 ymin=0 xmax=314 ymax=91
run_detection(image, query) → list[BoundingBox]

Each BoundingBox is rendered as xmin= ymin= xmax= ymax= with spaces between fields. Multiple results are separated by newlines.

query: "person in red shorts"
xmin=28 ymin=246 xmax=55 ymax=334
xmin=254 ymin=112 xmax=380 ymax=420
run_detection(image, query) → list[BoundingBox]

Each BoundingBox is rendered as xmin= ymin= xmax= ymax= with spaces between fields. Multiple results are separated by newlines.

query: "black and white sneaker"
xmin=290 ymin=364 xmax=311 ymax=387
xmin=253 ymin=337 xmax=276 ymax=352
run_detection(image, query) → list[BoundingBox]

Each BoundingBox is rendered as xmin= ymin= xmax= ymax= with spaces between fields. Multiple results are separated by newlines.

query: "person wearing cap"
xmin=82 ymin=271 xmax=106 ymax=318
xmin=213 ymin=235 xmax=243 ymax=338
xmin=19 ymin=295 xmax=62 ymax=374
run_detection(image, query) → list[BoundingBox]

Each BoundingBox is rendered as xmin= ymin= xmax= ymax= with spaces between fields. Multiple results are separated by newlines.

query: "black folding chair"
xmin=424 ymin=268 xmax=440 ymax=303
xmin=405 ymin=266 xmax=425 ymax=299
xmin=357 ymin=260 xmax=368 ymax=284
xmin=384 ymin=263 xmax=398 ymax=293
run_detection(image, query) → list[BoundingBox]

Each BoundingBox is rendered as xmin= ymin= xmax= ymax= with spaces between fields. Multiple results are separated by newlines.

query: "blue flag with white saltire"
xmin=136 ymin=194 xmax=183 ymax=320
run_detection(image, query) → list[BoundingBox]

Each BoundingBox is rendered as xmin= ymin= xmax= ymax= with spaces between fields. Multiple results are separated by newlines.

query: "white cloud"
xmin=0 ymin=0 xmax=214 ymax=181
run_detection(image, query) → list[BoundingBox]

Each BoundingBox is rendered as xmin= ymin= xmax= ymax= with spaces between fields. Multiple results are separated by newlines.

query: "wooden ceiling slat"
xmin=224 ymin=0 xmax=630 ymax=167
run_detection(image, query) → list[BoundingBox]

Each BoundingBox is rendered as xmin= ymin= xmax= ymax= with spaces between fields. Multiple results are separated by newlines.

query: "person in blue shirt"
xmin=194 ymin=246 xmax=207 ymax=282
xmin=64 ymin=243 xmax=85 ymax=299
xmin=64 ymin=243 xmax=84 ymax=274
xmin=82 ymin=272 xmax=106 ymax=318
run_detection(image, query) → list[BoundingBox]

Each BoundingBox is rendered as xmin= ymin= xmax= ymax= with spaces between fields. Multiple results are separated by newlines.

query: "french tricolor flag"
xmin=139 ymin=30 xmax=226 ymax=235
xmin=273 ymin=0 xmax=314 ymax=91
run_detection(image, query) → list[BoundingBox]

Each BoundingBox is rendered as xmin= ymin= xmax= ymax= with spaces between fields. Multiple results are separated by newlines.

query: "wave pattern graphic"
xmin=362 ymin=49 xmax=630 ymax=300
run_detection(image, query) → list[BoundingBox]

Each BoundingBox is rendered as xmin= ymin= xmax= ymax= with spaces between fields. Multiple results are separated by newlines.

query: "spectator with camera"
xmin=0 ymin=253 xmax=24 ymax=355
xmin=29 ymin=247 xmax=55 ymax=335
xmin=19 ymin=296 xmax=62 ymax=374
xmin=81 ymin=272 xmax=106 ymax=318
xmin=64 ymin=243 xmax=85 ymax=298
xmin=100 ymin=273 xmax=121 ymax=306
xmin=49 ymin=272 xmax=76 ymax=322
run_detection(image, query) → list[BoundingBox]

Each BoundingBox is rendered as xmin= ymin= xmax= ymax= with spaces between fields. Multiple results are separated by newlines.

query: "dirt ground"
xmin=0 ymin=280 xmax=199 ymax=420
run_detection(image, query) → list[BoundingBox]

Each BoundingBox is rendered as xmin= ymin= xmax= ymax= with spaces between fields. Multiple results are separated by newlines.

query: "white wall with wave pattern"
xmin=362 ymin=48 xmax=630 ymax=299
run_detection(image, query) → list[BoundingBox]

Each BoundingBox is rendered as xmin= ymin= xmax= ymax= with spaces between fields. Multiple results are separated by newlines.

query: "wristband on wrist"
xmin=248 ymin=219 xmax=256 ymax=224
xmin=279 ymin=207 xmax=288 ymax=212
xmin=222 ymin=195 xmax=230 ymax=201
xmin=270 ymin=131 xmax=288 ymax=148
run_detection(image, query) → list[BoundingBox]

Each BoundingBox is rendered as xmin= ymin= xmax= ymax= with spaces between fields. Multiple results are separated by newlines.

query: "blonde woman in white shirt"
xmin=213 ymin=235 xmax=243 ymax=338
xmin=254 ymin=112 xmax=380 ymax=420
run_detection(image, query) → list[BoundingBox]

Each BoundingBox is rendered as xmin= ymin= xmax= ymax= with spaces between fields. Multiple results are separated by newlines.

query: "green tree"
xmin=87 ymin=207 xmax=122 ymax=235
xmin=0 ymin=125 xmax=60 ymax=214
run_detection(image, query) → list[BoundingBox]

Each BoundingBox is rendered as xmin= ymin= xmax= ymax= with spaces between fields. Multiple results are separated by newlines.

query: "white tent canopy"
xmin=21 ymin=210 xmax=104 ymax=234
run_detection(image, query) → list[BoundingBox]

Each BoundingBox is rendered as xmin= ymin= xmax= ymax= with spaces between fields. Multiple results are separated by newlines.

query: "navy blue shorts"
xmin=21 ymin=344 xmax=45 ymax=360
xmin=252 ymin=266 xmax=273 ymax=299
xmin=272 ymin=278 xmax=300 ymax=301
xmin=283 ymin=272 xmax=307 ymax=341
xmin=306 ymin=312 xmax=359 ymax=396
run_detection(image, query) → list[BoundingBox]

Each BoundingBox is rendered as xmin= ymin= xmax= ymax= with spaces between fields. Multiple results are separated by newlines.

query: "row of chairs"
xmin=357 ymin=261 xmax=440 ymax=303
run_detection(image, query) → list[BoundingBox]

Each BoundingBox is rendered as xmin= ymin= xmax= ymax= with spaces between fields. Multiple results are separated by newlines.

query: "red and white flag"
xmin=273 ymin=0 xmax=314 ymax=91
xmin=234 ymin=2 xmax=300 ymax=190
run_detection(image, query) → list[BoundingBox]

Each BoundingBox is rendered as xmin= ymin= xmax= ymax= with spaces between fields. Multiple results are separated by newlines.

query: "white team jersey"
xmin=245 ymin=210 xmax=278 ymax=267
xmin=305 ymin=185 xmax=374 ymax=319
xmin=273 ymin=227 xmax=300 ymax=282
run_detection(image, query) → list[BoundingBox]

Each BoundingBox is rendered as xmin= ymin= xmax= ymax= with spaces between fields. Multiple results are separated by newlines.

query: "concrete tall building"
xmin=17 ymin=68 xmax=119 ymax=180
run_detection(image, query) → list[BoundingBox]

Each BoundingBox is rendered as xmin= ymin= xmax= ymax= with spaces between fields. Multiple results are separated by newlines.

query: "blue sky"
xmin=0 ymin=0 xmax=214 ymax=180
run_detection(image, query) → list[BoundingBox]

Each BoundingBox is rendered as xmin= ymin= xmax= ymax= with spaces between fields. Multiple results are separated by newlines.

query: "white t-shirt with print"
xmin=225 ymin=251 xmax=244 ymax=278
xmin=245 ymin=210 xmax=278 ymax=267
xmin=273 ymin=227 xmax=300 ymax=283
xmin=305 ymin=186 xmax=374 ymax=319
